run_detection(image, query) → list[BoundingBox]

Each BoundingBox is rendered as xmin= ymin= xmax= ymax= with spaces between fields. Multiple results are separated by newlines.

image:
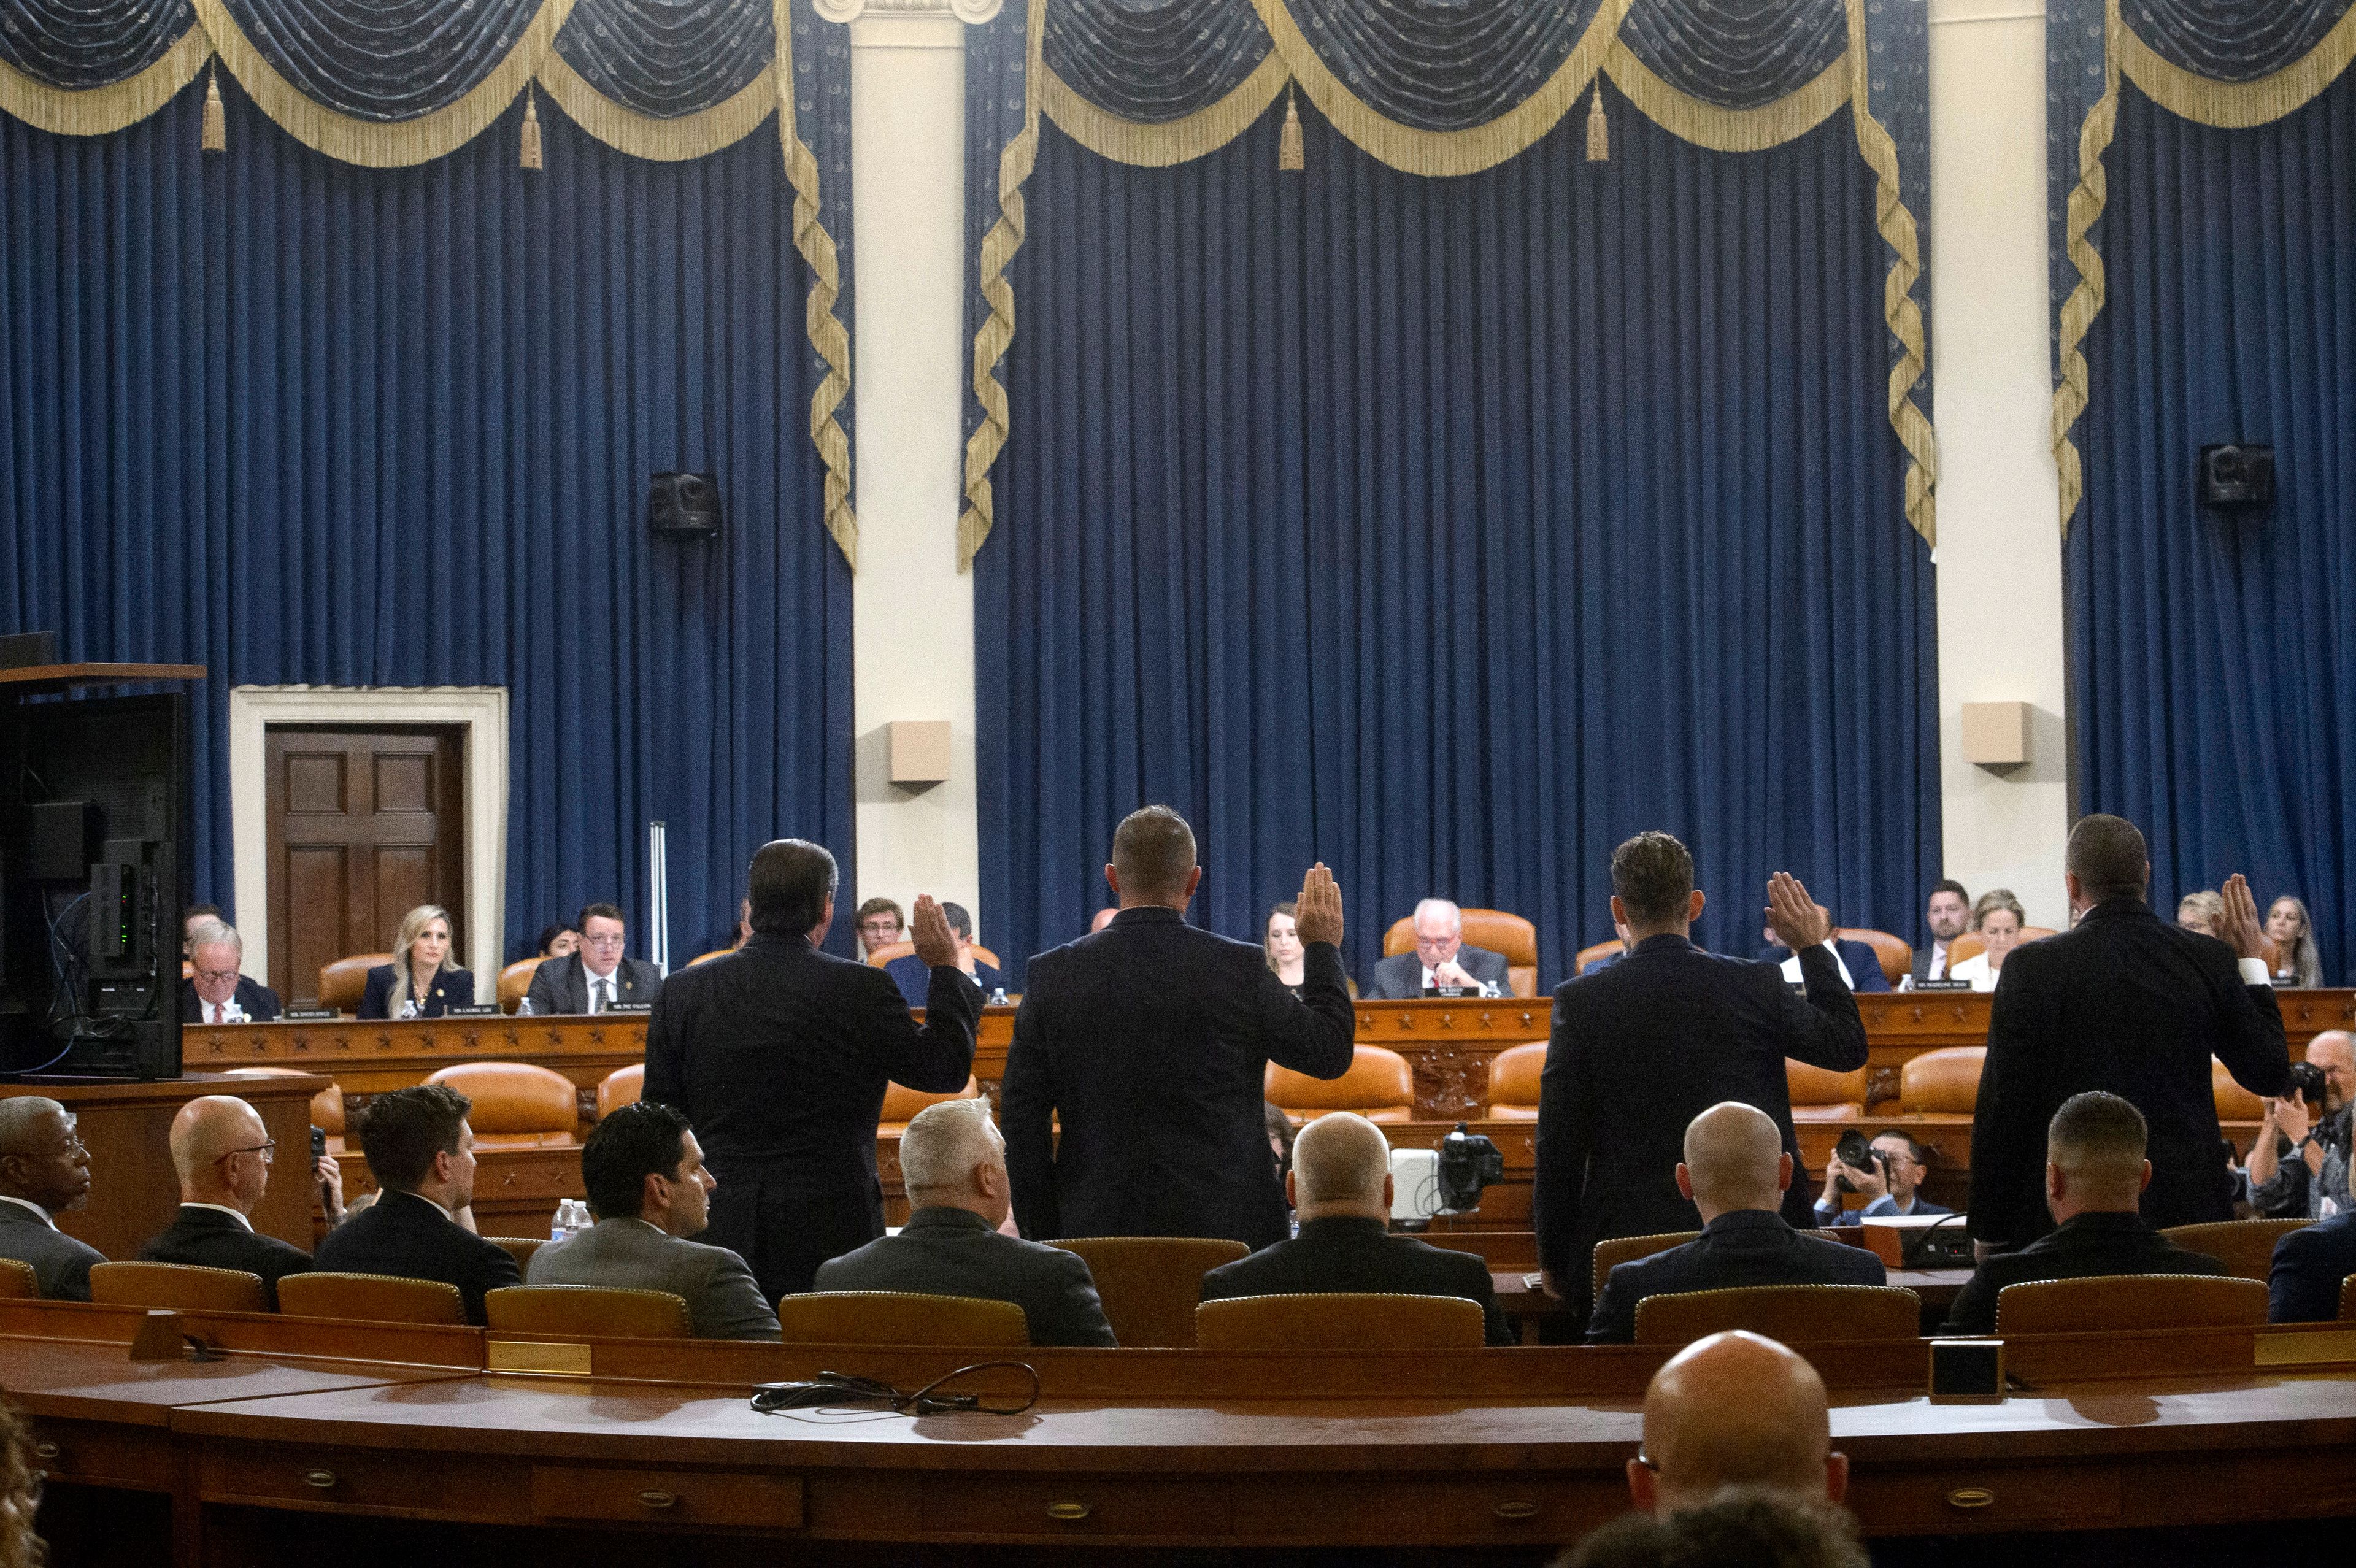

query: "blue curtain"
xmin=2066 ymin=73 xmax=2356 ymax=983
xmin=975 ymin=93 xmax=1938 ymax=987
xmin=0 ymin=72 xmax=857 ymax=963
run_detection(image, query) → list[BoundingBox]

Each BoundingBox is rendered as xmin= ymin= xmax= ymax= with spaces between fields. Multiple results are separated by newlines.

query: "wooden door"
xmin=265 ymin=726 xmax=467 ymax=1005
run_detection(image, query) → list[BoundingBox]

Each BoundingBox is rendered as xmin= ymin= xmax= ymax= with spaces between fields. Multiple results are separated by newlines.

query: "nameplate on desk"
xmin=1425 ymin=986 xmax=1476 ymax=999
xmin=444 ymin=1004 xmax=502 ymax=1017
xmin=1913 ymin=980 xmax=1973 ymax=993
xmin=602 ymin=1002 xmax=652 ymax=1015
xmin=488 ymin=1340 xmax=593 ymax=1375
xmin=2252 ymin=1326 xmax=2356 ymax=1367
xmin=281 ymin=1009 xmax=340 ymax=1022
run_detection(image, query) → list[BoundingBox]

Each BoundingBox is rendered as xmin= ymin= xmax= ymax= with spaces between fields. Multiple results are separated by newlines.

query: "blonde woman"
xmin=2265 ymin=895 xmax=2324 ymax=987
xmin=358 ymin=904 xmax=475 ymax=1018
xmin=1949 ymin=889 xmax=2027 ymax=993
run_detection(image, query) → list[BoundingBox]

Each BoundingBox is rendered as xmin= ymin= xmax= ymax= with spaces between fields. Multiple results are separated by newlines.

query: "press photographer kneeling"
xmin=1812 ymin=1130 xmax=1951 ymax=1226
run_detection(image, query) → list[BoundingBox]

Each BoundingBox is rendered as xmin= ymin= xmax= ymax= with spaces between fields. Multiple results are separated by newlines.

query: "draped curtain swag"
xmin=0 ymin=0 xmax=858 ymax=562
xmin=2048 ymin=0 xmax=2356 ymax=532
xmin=961 ymin=0 xmax=1935 ymax=569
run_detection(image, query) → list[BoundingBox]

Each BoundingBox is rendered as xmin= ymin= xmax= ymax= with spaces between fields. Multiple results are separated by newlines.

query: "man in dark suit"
xmin=1757 ymin=913 xmax=1893 ymax=994
xmin=525 ymin=902 xmax=663 ymax=1015
xmin=1198 ymin=1110 xmax=1510 ymax=1345
xmin=0 ymin=1097 xmax=104 ymax=1300
xmin=314 ymin=1083 xmax=521 ymax=1322
xmin=643 ymin=839 xmax=979 ymax=1302
xmin=180 ymin=920 xmax=282 ymax=1023
xmin=818 ymin=1097 xmax=1115 ymax=1345
xmin=1003 ymin=806 xmax=1354 ymax=1247
xmin=1967 ymin=816 xmax=2289 ymax=1256
xmin=1534 ymin=832 xmax=1868 ymax=1310
xmin=2269 ymin=1209 xmax=2356 ymax=1322
xmin=1365 ymin=899 xmax=1513 ymax=998
xmin=136 ymin=1095 xmax=312 ymax=1308
xmin=885 ymin=902 xmax=1004 ymax=1009
xmin=1586 ymin=1102 xmax=1886 ymax=1343
xmin=1944 ymin=1092 xmax=2228 ymax=1334
xmin=1909 ymin=881 xmax=1972 ymax=986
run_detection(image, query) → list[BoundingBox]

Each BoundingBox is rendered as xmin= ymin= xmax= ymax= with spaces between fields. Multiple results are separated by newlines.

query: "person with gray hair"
xmin=1197 ymin=1111 xmax=1512 ymax=1343
xmin=0 ymin=1096 xmax=104 ymax=1299
xmin=815 ymin=1097 xmax=1115 ymax=1346
xmin=1365 ymin=898 xmax=1512 ymax=998
xmin=179 ymin=918 xmax=282 ymax=1023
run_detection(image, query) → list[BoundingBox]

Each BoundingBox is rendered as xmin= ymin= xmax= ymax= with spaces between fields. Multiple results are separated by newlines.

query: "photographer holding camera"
xmin=1812 ymin=1130 xmax=1950 ymax=1226
xmin=2247 ymin=1031 xmax=2352 ymax=1220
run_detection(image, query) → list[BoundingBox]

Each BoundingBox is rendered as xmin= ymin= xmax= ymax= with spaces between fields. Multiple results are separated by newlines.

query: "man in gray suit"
xmin=525 ymin=902 xmax=663 ymax=1015
xmin=0 ymin=1097 xmax=104 ymax=1300
xmin=528 ymin=1101 xmax=777 ymax=1339
xmin=1365 ymin=899 xmax=1512 ymax=998
xmin=818 ymin=1097 xmax=1116 ymax=1347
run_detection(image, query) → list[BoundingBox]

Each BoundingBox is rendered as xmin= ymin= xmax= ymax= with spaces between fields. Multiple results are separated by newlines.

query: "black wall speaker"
xmin=2198 ymin=444 xmax=2274 ymax=511
xmin=650 ymin=472 xmax=722 ymax=539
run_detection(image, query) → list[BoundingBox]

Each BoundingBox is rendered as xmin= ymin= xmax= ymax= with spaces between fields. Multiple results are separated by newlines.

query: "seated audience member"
xmin=1940 ymin=1091 xmax=2228 ymax=1334
xmin=358 ymin=904 xmax=475 ymax=1019
xmin=1587 ymin=1103 xmax=1885 ymax=1344
xmin=525 ymin=902 xmax=661 ymax=1015
xmin=1199 ymin=1111 xmax=1512 ymax=1345
xmin=1811 ymin=1131 xmax=1951 ymax=1227
xmin=1366 ymin=899 xmax=1511 ymax=999
xmin=137 ymin=1096 xmax=317 ymax=1308
xmin=2176 ymin=889 xmax=2225 ymax=937
xmin=1089 ymin=906 xmax=1118 ymax=934
xmin=816 ymin=1099 xmax=1115 ymax=1346
xmin=182 ymin=903 xmax=224 ymax=956
xmin=1909 ymin=880 xmax=1972 ymax=985
xmin=0 ymin=1098 xmax=102 ymax=1301
xmin=855 ymin=896 xmax=907 ymax=959
xmin=1580 ymin=920 xmax=1633 ymax=975
xmin=1265 ymin=902 xmax=1306 ymax=992
xmin=2268 ymin=1194 xmax=2356 ymax=1323
xmin=1621 ymin=1330 xmax=1849 ymax=1515
xmin=885 ymin=902 xmax=1003 ymax=1009
xmin=536 ymin=924 xmax=580 ymax=960
xmin=2266 ymin=895 xmax=2324 ymax=987
xmin=1947 ymin=889 xmax=2027 ymax=993
xmin=314 ymin=1085 xmax=520 ymax=1323
xmin=2245 ymin=1030 xmax=2352 ymax=1221
xmin=1265 ymin=1101 xmax=1297 ymax=1182
xmin=529 ymin=1101 xmax=777 ymax=1340
xmin=1560 ymin=1489 xmax=1868 ymax=1568
xmin=1758 ymin=912 xmax=1892 ymax=994
xmin=180 ymin=920 xmax=283 ymax=1023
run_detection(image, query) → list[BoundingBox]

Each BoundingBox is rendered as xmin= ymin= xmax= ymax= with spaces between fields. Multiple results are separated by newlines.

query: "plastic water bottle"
xmin=987 ymin=987 xmax=1009 ymax=1007
xmin=549 ymin=1203 xmax=568 ymax=1243
xmin=399 ymin=997 xmax=420 ymax=1020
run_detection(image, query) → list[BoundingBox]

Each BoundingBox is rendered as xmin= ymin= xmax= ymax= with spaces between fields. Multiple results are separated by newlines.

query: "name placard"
xmin=1912 ymin=979 xmax=1973 ymax=993
xmin=444 ymin=1004 xmax=502 ymax=1017
xmin=281 ymin=1008 xmax=340 ymax=1021
xmin=604 ymin=1002 xmax=653 ymax=1014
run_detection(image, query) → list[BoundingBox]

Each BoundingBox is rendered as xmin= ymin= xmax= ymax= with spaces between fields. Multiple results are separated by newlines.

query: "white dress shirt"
xmin=1779 ymin=942 xmax=1857 ymax=990
xmin=180 ymin=1202 xmax=255 ymax=1231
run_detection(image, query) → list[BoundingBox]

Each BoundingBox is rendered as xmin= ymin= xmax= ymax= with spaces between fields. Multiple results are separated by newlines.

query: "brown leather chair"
xmin=423 ymin=1062 xmax=579 ymax=1148
xmin=1195 ymin=1292 xmax=1485 ymax=1350
xmin=596 ymin=1064 xmax=645 ymax=1120
xmin=484 ymin=1285 xmax=692 ymax=1338
xmin=499 ymin=958 xmax=545 ymax=1014
xmin=2340 ymin=1273 xmax=2355 ymax=1321
xmin=1383 ymin=910 xmax=1539 ymax=998
xmin=1573 ymin=938 xmax=1624 ymax=974
xmin=277 ymin=1272 xmax=467 ymax=1326
xmin=88 ymin=1261 xmax=267 ymax=1313
xmin=775 ymin=1291 xmax=1030 ymax=1347
xmin=1994 ymin=1274 xmax=2269 ymax=1334
xmin=1837 ymin=929 xmax=1913 ymax=988
xmin=0 ymin=1258 xmax=36 ymax=1299
xmin=489 ymin=1236 xmax=545 ymax=1274
xmin=219 ymin=1066 xmax=347 ymax=1154
xmin=2158 ymin=1218 xmax=2313 ymax=1283
xmin=317 ymin=953 xmax=391 ymax=1013
xmin=878 ymin=1075 xmax=983 ymax=1137
xmin=1265 ymin=1045 xmax=1415 ymax=1124
xmin=1049 ymin=1237 xmax=1250 ymax=1348
xmin=1898 ymin=1046 xmax=1984 ymax=1113
xmin=1592 ymin=1231 xmax=1701 ymax=1300
xmin=2212 ymin=1057 xmax=2266 ymax=1121
xmin=1787 ymin=1060 xmax=1870 ymax=1123
xmin=1634 ymin=1284 xmax=1923 ymax=1345
xmin=1484 ymin=1041 xmax=1546 ymax=1119
xmin=864 ymin=939 xmax=1004 ymax=972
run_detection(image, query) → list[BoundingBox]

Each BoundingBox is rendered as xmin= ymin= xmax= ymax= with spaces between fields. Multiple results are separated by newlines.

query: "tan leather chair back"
xmin=775 ymin=1291 xmax=1030 ymax=1347
xmin=88 ymin=1261 xmax=267 ymax=1313
xmin=1195 ymin=1292 xmax=1485 ymax=1350
xmin=1995 ymin=1274 xmax=2269 ymax=1334
xmin=1592 ymin=1231 xmax=1701 ymax=1300
xmin=2341 ymin=1273 xmax=2356 ymax=1321
xmin=318 ymin=953 xmax=391 ymax=1013
xmin=597 ymin=1064 xmax=645 ymax=1120
xmin=1050 ymin=1236 xmax=1249 ymax=1348
xmin=423 ymin=1062 xmax=579 ymax=1144
xmin=1573 ymin=939 xmax=1624 ymax=974
xmin=879 ymin=1075 xmax=983 ymax=1133
xmin=277 ymin=1272 xmax=467 ymax=1325
xmin=219 ymin=1066 xmax=345 ymax=1136
xmin=499 ymin=958 xmax=545 ymax=1013
xmin=866 ymin=940 xmax=914 ymax=969
xmin=1484 ymin=1041 xmax=1546 ymax=1118
xmin=484 ymin=1285 xmax=692 ymax=1338
xmin=1899 ymin=1046 xmax=1985 ymax=1113
xmin=1786 ymin=1061 xmax=1870 ymax=1121
xmin=2157 ymin=1218 xmax=2312 ymax=1283
xmin=2213 ymin=1058 xmax=2266 ymax=1121
xmin=488 ymin=1236 xmax=545 ymax=1274
xmin=0 ymin=1258 xmax=36 ymax=1299
xmin=686 ymin=948 xmax=734 ymax=967
xmin=1838 ymin=929 xmax=1912 ymax=986
xmin=1265 ymin=1045 xmax=1415 ymax=1123
xmin=1382 ymin=909 xmax=1539 ymax=997
xmin=1634 ymin=1284 xmax=1923 ymax=1345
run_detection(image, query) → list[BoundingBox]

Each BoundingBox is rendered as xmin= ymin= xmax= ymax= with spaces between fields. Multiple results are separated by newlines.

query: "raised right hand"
xmin=1295 ymin=863 xmax=1344 ymax=948
xmin=909 ymin=894 xmax=960 ymax=967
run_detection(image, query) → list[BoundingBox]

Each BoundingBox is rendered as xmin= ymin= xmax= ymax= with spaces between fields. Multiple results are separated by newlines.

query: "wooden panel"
xmin=373 ymin=847 xmax=434 ymax=944
xmin=1231 ymin=1475 xmax=1621 ymax=1545
xmin=285 ymin=847 xmax=350 ymax=1009
xmin=199 ymin=1440 xmax=533 ymax=1521
xmin=374 ymin=754 xmax=431 ymax=813
xmin=919 ymin=1475 xmax=1222 ymax=1539
xmin=18 ymin=1415 xmax=172 ymax=1491
xmin=529 ymin=1466 xmax=802 ymax=1528
xmin=283 ymin=753 xmax=347 ymax=815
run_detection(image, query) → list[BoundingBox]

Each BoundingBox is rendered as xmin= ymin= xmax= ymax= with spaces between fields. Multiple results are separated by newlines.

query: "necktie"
xmin=593 ymin=978 xmax=610 ymax=1013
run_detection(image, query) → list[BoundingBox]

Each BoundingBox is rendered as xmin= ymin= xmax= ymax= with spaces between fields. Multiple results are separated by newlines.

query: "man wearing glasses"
xmin=179 ymin=920 xmax=283 ymax=1023
xmin=0 ymin=1098 xmax=104 ymax=1299
xmin=525 ymin=902 xmax=664 ymax=1015
xmin=137 ymin=1095 xmax=334 ymax=1307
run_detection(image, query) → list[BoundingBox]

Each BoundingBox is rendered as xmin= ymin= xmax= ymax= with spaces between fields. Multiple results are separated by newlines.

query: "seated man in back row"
xmin=137 ymin=1094 xmax=325 ymax=1309
xmin=1587 ymin=1102 xmax=1886 ymax=1343
xmin=817 ymin=1098 xmax=1115 ymax=1345
xmin=1199 ymin=1110 xmax=1511 ymax=1344
xmin=0 ymin=1097 xmax=104 ymax=1301
xmin=314 ymin=1085 xmax=520 ymax=1323
xmin=1365 ymin=900 xmax=1511 ymax=999
xmin=885 ymin=902 xmax=1003 ymax=1010
xmin=181 ymin=920 xmax=283 ymax=1023
xmin=526 ymin=902 xmax=663 ymax=1015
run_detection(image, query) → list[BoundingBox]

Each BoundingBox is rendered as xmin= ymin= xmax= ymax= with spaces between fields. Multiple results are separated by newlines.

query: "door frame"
xmin=229 ymin=687 xmax=509 ymax=990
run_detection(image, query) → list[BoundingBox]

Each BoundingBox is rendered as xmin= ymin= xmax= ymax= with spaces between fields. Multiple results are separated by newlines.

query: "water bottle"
xmin=549 ymin=1202 xmax=568 ymax=1244
xmin=515 ymin=996 xmax=534 ymax=1017
xmin=399 ymin=997 xmax=420 ymax=1020
xmin=987 ymin=986 xmax=1009 ymax=1007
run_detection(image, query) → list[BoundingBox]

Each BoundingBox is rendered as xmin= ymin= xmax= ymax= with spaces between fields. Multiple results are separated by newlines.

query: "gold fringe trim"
xmin=960 ymin=0 xmax=1046 ymax=571
xmin=0 ymin=26 xmax=209 ymax=138
xmin=1253 ymin=0 xmax=1627 ymax=177
xmin=1604 ymin=45 xmax=1849 ymax=153
xmin=2117 ymin=0 xmax=2356 ymax=129
xmin=2049 ymin=0 xmax=2123 ymax=537
xmin=1037 ymin=48 xmax=1287 ymax=167
xmin=537 ymin=51 xmax=778 ymax=163
xmin=191 ymin=0 xmax=576 ymax=168
xmin=776 ymin=0 xmax=856 ymax=569
xmin=1845 ymin=0 xmax=1936 ymax=546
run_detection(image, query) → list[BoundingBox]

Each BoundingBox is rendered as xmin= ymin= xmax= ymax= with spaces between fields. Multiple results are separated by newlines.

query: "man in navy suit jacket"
xmin=313 ymin=1084 xmax=521 ymax=1322
xmin=137 ymin=1096 xmax=314 ymax=1309
xmin=1756 ymin=915 xmax=1893 ymax=994
xmin=1002 ymin=806 xmax=1355 ymax=1248
xmin=1365 ymin=899 xmax=1513 ymax=997
xmin=1535 ymin=833 xmax=1868 ymax=1309
xmin=885 ymin=902 xmax=1003 ymax=1009
xmin=180 ymin=921 xmax=282 ymax=1023
xmin=2269 ymin=1209 xmax=2356 ymax=1322
xmin=1587 ymin=1102 xmax=1886 ymax=1343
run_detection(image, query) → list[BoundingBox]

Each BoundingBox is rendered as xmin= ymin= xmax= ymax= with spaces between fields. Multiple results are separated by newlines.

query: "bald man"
xmin=0 ymin=1097 xmax=104 ymax=1300
xmin=1197 ymin=1111 xmax=1511 ymax=1344
xmin=1628 ymin=1330 xmax=1848 ymax=1515
xmin=2246 ymin=1029 xmax=2352 ymax=1221
xmin=137 ymin=1095 xmax=315 ymax=1308
xmin=1585 ymin=1102 xmax=1884 ymax=1343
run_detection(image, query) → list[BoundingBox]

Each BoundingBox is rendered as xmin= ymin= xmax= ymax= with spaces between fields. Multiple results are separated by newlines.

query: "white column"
xmin=1927 ymin=0 xmax=2074 ymax=928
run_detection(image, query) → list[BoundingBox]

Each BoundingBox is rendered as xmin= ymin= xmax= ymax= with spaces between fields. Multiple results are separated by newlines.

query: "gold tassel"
xmin=201 ymin=63 xmax=225 ymax=153
xmin=519 ymin=86 xmax=543 ymax=170
xmin=1585 ymin=82 xmax=1607 ymax=162
xmin=1277 ymin=84 xmax=1304 ymax=172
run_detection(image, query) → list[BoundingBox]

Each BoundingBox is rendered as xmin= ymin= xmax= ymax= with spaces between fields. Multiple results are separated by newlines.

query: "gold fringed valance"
xmin=1843 ymin=0 xmax=1935 ymax=547
xmin=1037 ymin=48 xmax=1287 ymax=166
xmin=1604 ymin=47 xmax=1849 ymax=156
xmin=0 ymin=25 xmax=210 ymax=137
xmin=775 ymin=0 xmax=857 ymax=569
xmin=2117 ymin=0 xmax=2356 ymax=129
xmin=537 ymin=52 xmax=778 ymax=163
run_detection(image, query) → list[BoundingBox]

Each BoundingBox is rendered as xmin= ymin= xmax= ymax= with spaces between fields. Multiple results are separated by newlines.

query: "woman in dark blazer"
xmin=358 ymin=904 xmax=476 ymax=1018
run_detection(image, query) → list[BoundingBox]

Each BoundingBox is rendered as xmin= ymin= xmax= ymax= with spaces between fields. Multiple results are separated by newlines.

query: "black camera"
xmin=1831 ymin=1129 xmax=1886 ymax=1193
xmin=310 ymin=1124 xmax=327 ymax=1163
xmin=2285 ymin=1061 xmax=2329 ymax=1106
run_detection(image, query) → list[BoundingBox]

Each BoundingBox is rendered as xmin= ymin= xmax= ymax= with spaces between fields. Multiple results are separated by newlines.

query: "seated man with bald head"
xmin=137 ymin=1095 xmax=316 ymax=1308
xmin=1627 ymin=1329 xmax=1849 ymax=1515
xmin=1198 ymin=1111 xmax=1512 ymax=1345
xmin=0 ymin=1097 xmax=105 ymax=1300
xmin=1585 ymin=1102 xmax=1885 ymax=1343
